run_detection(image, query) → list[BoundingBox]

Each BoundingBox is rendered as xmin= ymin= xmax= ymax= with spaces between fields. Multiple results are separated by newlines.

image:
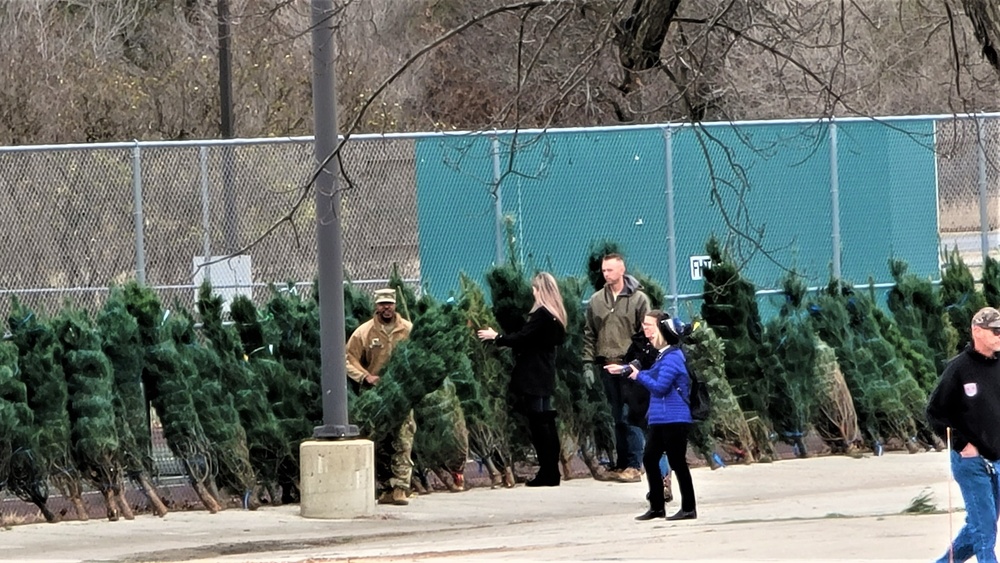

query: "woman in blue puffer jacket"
xmin=614 ymin=310 xmax=696 ymax=522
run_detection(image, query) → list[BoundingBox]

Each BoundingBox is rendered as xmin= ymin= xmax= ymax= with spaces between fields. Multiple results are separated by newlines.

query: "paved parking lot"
xmin=2 ymin=451 xmax=958 ymax=562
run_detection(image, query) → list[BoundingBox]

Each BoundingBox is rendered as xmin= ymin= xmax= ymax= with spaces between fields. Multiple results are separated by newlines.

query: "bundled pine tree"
xmin=887 ymin=259 xmax=960 ymax=378
xmin=51 ymin=304 xmax=132 ymax=521
xmin=810 ymin=340 xmax=862 ymax=454
xmin=122 ymin=282 xmax=221 ymax=513
xmin=850 ymin=286 xmax=934 ymax=453
xmin=200 ymin=286 xmax=290 ymax=505
xmin=165 ymin=308 xmax=258 ymax=509
xmin=412 ymin=378 xmax=469 ymax=491
xmin=551 ymin=274 xmax=613 ymax=479
xmin=229 ymin=294 xmax=301 ymax=504
xmin=757 ymin=273 xmax=818 ymax=457
xmin=872 ymin=308 xmax=945 ymax=451
xmin=939 ymin=247 xmax=988 ymax=354
xmin=983 ymin=256 xmax=1000 ymax=308
xmin=344 ymin=280 xmax=375 ymax=338
xmin=265 ymin=284 xmax=322 ymax=443
xmin=8 ymin=299 xmax=88 ymax=520
xmin=807 ymin=282 xmax=915 ymax=452
xmin=388 ymin=263 xmax=420 ymax=321
xmin=0 ymin=339 xmax=55 ymax=523
xmin=457 ymin=272 xmax=516 ymax=488
xmin=700 ymin=236 xmax=775 ymax=461
xmin=685 ymin=322 xmax=755 ymax=465
xmin=96 ymin=287 xmax=169 ymax=517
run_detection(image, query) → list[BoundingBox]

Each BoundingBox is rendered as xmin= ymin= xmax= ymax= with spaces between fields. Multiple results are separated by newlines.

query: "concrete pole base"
xmin=299 ymin=439 xmax=375 ymax=519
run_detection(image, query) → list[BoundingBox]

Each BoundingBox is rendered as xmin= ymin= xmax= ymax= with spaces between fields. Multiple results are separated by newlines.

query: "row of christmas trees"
xmin=0 ymin=233 xmax=988 ymax=524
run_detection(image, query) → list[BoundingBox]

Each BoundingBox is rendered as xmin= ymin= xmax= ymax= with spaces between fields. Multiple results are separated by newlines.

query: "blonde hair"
xmin=531 ymin=272 xmax=567 ymax=328
xmin=645 ymin=312 xmax=668 ymax=349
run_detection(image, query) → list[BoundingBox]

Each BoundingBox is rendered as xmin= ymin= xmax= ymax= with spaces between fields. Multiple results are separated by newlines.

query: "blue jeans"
xmin=938 ymin=451 xmax=1000 ymax=563
xmin=602 ymin=371 xmax=644 ymax=469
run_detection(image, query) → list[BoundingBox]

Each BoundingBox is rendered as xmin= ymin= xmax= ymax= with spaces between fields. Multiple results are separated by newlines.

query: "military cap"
xmin=373 ymin=288 xmax=397 ymax=304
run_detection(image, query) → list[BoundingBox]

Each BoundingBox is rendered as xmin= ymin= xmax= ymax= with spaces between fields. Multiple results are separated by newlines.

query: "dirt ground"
xmin=1 ymin=450 xmax=962 ymax=562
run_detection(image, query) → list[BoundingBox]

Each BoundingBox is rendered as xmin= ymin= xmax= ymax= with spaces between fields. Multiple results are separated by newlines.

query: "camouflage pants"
xmin=378 ymin=409 xmax=416 ymax=491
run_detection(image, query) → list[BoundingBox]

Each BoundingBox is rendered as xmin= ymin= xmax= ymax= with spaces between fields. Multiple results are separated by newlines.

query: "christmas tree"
xmin=164 ymin=307 xmax=258 ymax=508
xmin=8 ymin=299 xmax=88 ymax=520
xmin=810 ymin=340 xmax=862 ymax=454
xmin=685 ymin=321 xmax=754 ymax=465
xmin=887 ymin=258 xmax=959 ymax=375
xmin=96 ymin=287 xmax=169 ymax=516
xmin=200 ymin=285 xmax=291 ymax=505
xmin=808 ymin=282 xmax=915 ymax=452
xmin=983 ymin=255 xmax=1000 ymax=307
xmin=265 ymin=284 xmax=323 ymax=443
xmin=700 ymin=236 xmax=775 ymax=461
xmin=229 ymin=294 xmax=301 ymax=504
xmin=51 ymin=303 xmax=131 ymax=521
xmin=757 ymin=272 xmax=818 ymax=457
xmin=122 ymin=282 xmax=221 ymax=513
xmin=554 ymin=273 xmax=615 ymax=479
xmin=0 ymin=339 xmax=55 ymax=522
xmin=939 ymin=247 xmax=987 ymax=354
xmin=457 ymin=272 xmax=516 ymax=488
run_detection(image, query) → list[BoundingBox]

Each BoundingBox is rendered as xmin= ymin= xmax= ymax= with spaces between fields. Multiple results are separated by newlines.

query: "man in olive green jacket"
xmin=346 ymin=288 xmax=415 ymax=505
xmin=583 ymin=254 xmax=650 ymax=483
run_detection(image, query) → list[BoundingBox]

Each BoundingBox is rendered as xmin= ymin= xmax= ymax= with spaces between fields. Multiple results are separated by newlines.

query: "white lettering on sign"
xmin=689 ymin=255 xmax=712 ymax=280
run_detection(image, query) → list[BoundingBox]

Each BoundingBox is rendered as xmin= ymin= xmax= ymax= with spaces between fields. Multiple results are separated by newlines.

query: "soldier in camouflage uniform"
xmin=346 ymin=288 xmax=415 ymax=506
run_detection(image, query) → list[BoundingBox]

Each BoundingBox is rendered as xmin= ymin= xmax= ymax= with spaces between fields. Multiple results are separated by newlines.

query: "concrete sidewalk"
xmin=2 ymin=451 xmax=960 ymax=562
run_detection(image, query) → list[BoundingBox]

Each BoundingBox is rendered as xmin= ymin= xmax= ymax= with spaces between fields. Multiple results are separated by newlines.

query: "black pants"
xmin=643 ymin=423 xmax=695 ymax=512
xmin=515 ymin=393 xmax=560 ymax=482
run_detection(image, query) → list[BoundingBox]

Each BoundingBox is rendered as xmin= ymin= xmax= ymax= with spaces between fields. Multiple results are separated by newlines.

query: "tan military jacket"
xmin=345 ymin=314 xmax=413 ymax=385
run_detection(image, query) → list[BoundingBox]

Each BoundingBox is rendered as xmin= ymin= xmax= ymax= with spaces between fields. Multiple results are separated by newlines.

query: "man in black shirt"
xmin=927 ymin=307 xmax=1000 ymax=563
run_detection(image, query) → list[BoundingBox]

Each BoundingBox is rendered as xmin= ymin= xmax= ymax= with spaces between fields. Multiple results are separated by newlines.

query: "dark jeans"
xmin=938 ymin=451 xmax=1000 ymax=563
xmin=602 ymin=371 xmax=644 ymax=469
xmin=643 ymin=423 xmax=695 ymax=512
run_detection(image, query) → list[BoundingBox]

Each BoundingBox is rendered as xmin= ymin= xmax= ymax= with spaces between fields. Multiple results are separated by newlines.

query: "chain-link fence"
xmin=3 ymin=114 xmax=1000 ymax=523
xmin=0 ymin=135 xmax=419 ymax=319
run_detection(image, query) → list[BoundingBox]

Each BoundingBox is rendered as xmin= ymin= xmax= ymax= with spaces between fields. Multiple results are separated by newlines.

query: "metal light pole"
xmin=311 ymin=0 xmax=357 ymax=439
xmin=218 ymin=0 xmax=239 ymax=253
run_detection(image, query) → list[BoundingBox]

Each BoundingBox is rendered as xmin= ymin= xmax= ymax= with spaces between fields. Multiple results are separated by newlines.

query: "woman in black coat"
xmin=477 ymin=272 xmax=568 ymax=486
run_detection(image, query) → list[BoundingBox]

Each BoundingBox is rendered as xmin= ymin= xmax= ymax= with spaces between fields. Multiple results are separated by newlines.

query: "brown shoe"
xmin=377 ymin=491 xmax=393 ymax=505
xmin=592 ymin=467 xmax=619 ymax=482
xmin=391 ymin=488 xmax=409 ymax=505
xmin=614 ymin=467 xmax=642 ymax=483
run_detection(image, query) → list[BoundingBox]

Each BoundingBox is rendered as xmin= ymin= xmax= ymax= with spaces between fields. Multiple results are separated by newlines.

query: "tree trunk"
xmin=69 ymin=494 xmax=89 ymax=521
xmin=115 ymin=489 xmax=135 ymax=520
xmin=192 ymin=481 xmax=221 ymax=513
xmin=614 ymin=0 xmax=683 ymax=72
xmin=100 ymin=489 xmax=120 ymax=521
xmin=136 ymin=473 xmax=169 ymax=517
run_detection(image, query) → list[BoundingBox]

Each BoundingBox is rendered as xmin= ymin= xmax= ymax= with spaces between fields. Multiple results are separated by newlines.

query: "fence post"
xmin=662 ymin=126 xmax=678 ymax=315
xmin=491 ymin=135 xmax=504 ymax=264
xmin=200 ymin=146 xmax=212 ymax=282
xmin=978 ymin=115 xmax=990 ymax=264
xmin=829 ymin=119 xmax=841 ymax=285
xmin=132 ymin=141 xmax=147 ymax=285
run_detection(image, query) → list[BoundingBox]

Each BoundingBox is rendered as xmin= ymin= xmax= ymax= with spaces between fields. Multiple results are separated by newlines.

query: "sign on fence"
xmin=192 ymin=255 xmax=252 ymax=310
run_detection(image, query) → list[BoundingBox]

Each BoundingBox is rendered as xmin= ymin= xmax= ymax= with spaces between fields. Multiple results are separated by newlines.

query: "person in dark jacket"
xmin=477 ymin=272 xmax=568 ymax=487
xmin=619 ymin=324 xmax=672 ymax=502
xmin=611 ymin=310 xmax=696 ymax=521
xmin=927 ymin=307 xmax=1000 ymax=563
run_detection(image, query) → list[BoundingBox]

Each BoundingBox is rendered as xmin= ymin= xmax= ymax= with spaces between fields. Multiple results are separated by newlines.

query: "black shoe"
xmin=666 ymin=509 xmax=697 ymax=521
xmin=526 ymin=473 xmax=560 ymax=487
xmin=635 ymin=509 xmax=666 ymax=521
